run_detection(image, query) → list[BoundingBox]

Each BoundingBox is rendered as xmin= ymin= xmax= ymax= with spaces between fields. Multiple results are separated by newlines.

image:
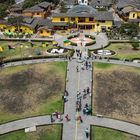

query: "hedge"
xmin=67 ymin=34 xmax=79 ymax=39
xmin=85 ymin=34 xmax=95 ymax=40
xmin=85 ymin=40 xmax=96 ymax=46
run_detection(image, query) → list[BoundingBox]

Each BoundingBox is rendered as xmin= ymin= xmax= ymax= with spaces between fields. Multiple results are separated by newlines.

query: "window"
xmin=37 ymin=12 xmax=40 ymax=15
xmin=89 ymin=17 xmax=94 ymax=21
xmin=60 ymin=18 xmax=65 ymax=21
xmin=71 ymin=18 xmax=75 ymax=21
xmin=78 ymin=17 xmax=85 ymax=22
xmin=108 ymin=27 xmax=110 ymax=30
xmin=40 ymin=30 xmax=43 ymax=33
xmin=133 ymin=13 xmax=135 ymax=18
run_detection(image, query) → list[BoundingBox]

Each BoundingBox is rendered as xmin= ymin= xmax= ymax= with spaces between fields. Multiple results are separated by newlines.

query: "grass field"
xmin=0 ymin=41 xmax=70 ymax=60
xmin=0 ymin=62 xmax=66 ymax=124
xmin=91 ymin=126 xmax=140 ymax=140
xmin=107 ymin=43 xmax=140 ymax=60
xmin=93 ymin=62 xmax=140 ymax=124
xmin=0 ymin=125 xmax=62 ymax=140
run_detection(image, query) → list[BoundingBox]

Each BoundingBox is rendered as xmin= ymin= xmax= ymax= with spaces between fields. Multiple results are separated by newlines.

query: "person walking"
xmin=87 ymin=87 xmax=90 ymax=94
xmin=78 ymin=116 xmax=83 ymax=123
xmin=85 ymin=128 xmax=89 ymax=138
xmin=76 ymin=66 xmax=79 ymax=72
xmin=65 ymin=114 xmax=70 ymax=121
xmin=50 ymin=114 xmax=54 ymax=123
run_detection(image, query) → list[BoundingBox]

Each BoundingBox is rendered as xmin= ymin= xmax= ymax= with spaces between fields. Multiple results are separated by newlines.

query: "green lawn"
xmin=0 ymin=62 xmax=66 ymax=124
xmin=107 ymin=43 xmax=140 ymax=60
xmin=0 ymin=41 xmax=71 ymax=60
xmin=94 ymin=62 xmax=113 ymax=69
xmin=0 ymin=125 xmax=62 ymax=140
xmin=91 ymin=126 xmax=139 ymax=140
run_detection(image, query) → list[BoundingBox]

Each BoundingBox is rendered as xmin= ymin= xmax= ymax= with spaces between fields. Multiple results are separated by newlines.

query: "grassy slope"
xmin=0 ymin=62 xmax=66 ymax=124
xmin=91 ymin=126 xmax=139 ymax=140
xmin=0 ymin=125 xmax=62 ymax=140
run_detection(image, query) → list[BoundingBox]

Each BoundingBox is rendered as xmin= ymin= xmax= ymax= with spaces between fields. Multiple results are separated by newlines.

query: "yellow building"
xmin=52 ymin=5 xmax=113 ymax=32
xmin=38 ymin=26 xmax=53 ymax=37
xmin=19 ymin=25 xmax=34 ymax=34
xmin=22 ymin=2 xmax=54 ymax=19
xmin=5 ymin=26 xmax=17 ymax=32
xmin=129 ymin=10 xmax=140 ymax=26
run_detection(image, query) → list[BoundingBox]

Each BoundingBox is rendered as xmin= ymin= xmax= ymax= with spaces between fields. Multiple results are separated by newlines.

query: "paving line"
xmin=75 ymin=63 xmax=81 ymax=140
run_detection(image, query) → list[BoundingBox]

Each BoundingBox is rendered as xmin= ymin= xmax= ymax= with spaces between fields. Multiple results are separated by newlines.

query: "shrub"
xmin=131 ymin=40 xmax=139 ymax=50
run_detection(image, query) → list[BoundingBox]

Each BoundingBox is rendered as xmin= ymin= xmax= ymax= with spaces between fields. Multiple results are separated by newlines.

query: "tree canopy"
xmin=120 ymin=23 xmax=138 ymax=38
xmin=0 ymin=0 xmax=15 ymax=19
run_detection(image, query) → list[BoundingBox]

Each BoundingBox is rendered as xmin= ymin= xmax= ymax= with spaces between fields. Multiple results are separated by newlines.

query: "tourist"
xmin=83 ymin=108 xmax=86 ymax=115
xmin=81 ymin=63 xmax=84 ymax=70
xmin=87 ymin=87 xmax=90 ymax=94
xmin=65 ymin=90 xmax=69 ymax=96
xmin=76 ymin=66 xmax=79 ymax=72
xmin=83 ymin=89 xmax=87 ymax=99
xmin=64 ymin=95 xmax=68 ymax=102
xmin=55 ymin=111 xmax=59 ymax=119
xmin=68 ymin=56 xmax=71 ymax=61
xmin=58 ymin=113 xmax=63 ymax=122
xmin=85 ymin=61 xmax=88 ymax=70
xmin=50 ymin=114 xmax=55 ymax=123
xmin=88 ymin=62 xmax=91 ymax=68
xmin=78 ymin=116 xmax=83 ymax=123
xmin=85 ymin=128 xmax=89 ymax=138
xmin=65 ymin=114 xmax=70 ymax=121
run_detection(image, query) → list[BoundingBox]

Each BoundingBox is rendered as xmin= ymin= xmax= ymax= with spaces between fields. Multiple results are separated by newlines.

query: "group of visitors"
xmin=50 ymin=111 xmax=63 ymax=123
xmin=83 ymin=87 xmax=91 ymax=99
xmin=76 ymin=49 xmax=82 ymax=59
xmin=83 ymin=103 xmax=92 ymax=115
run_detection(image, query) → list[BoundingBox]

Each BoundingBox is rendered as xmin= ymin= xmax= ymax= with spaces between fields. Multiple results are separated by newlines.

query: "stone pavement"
xmin=54 ymin=32 xmax=108 ymax=50
xmin=62 ymin=57 xmax=92 ymax=140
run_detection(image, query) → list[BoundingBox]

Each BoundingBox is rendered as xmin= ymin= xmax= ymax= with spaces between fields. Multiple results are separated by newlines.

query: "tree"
xmin=119 ymin=23 xmax=138 ymax=38
xmin=0 ymin=0 xmax=15 ymax=4
xmin=60 ymin=1 xmax=67 ymax=13
xmin=8 ymin=16 xmax=23 ymax=32
xmin=23 ymin=0 xmax=46 ymax=9
xmin=131 ymin=40 xmax=139 ymax=50
xmin=0 ymin=3 xmax=8 ymax=19
xmin=0 ymin=0 xmax=15 ymax=19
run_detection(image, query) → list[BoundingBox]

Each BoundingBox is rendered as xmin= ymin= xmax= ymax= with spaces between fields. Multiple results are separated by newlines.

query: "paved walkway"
xmin=0 ymin=45 xmax=140 ymax=138
xmin=62 ymin=57 xmax=92 ymax=140
xmin=3 ymin=58 xmax=67 ymax=68
xmin=92 ymin=58 xmax=140 ymax=67
xmin=54 ymin=32 xmax=109 ymax=50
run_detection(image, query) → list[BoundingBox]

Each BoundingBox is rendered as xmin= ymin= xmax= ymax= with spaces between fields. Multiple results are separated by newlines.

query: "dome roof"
xmin=67 ymin=5 xmax=97 ymax=15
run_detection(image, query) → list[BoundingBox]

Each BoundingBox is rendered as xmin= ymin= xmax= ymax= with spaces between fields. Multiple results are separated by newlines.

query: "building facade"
xmin=52 ymin=5 xmax=113 ymax=32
